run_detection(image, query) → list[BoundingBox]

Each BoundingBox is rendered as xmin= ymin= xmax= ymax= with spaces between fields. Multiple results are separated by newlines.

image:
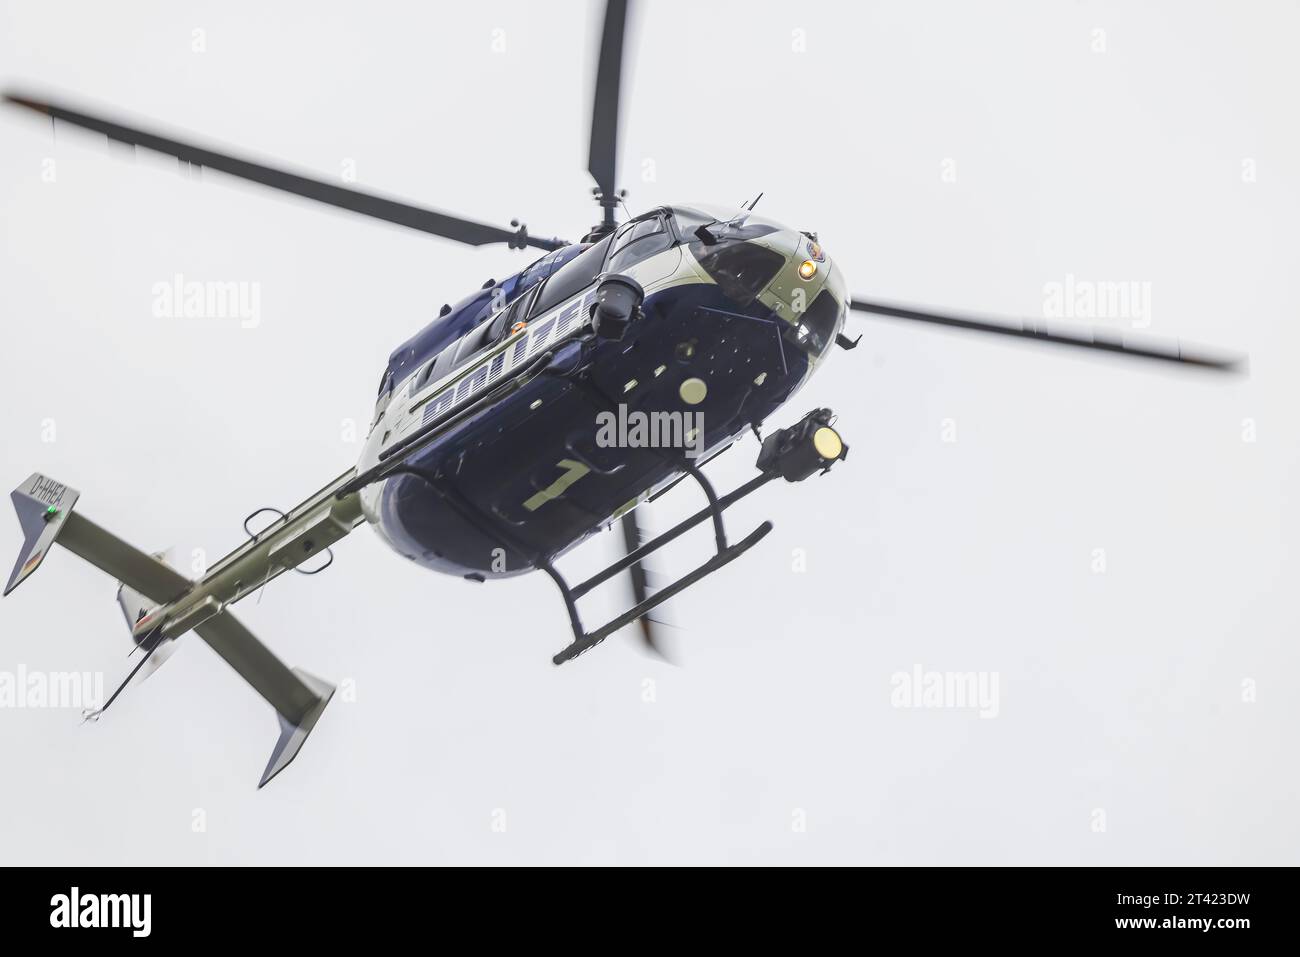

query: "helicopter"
xmin=1 ymin=0 xmax=1244 ymax=787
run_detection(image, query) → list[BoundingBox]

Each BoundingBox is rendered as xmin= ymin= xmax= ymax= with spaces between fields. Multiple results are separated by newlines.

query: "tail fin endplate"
xmin=5 ymin=473 xmax=81 ymax=596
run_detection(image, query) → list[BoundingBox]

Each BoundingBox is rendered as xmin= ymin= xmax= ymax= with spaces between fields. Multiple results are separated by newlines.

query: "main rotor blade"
xmin=587 ymin=0 xmax=630 ymax=225
xmin=4 ymin=91 xmax=566 ymax=251
xmin=620 ymin=510 xmax=671 ymax=662
xmin=848 ymin=297 xmax=1245 ymax=372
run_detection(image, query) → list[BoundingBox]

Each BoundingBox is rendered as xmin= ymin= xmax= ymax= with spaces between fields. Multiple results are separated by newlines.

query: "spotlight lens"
xmin=812 ymin=426 xmax=842 ymax=460
xmin=798 ymin=260 xmax=818 ymax=280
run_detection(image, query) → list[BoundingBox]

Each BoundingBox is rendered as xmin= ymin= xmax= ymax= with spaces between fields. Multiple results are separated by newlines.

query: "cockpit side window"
xmin=786 ymin=289 xmax=843 ymax=358
xmin=527 ymin=233 xmax=615 ymax=319
xmin=607 ymin=214 xmax=671 ymax=273
xmin=516 ymin=248 xmax=565 ymax=291
xmin=483 ymin=282 xmax=539 ymax=342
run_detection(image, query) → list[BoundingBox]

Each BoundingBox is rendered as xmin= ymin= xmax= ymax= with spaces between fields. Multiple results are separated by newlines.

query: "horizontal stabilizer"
xmin=60 ymin=513 xmax=192 ymax=604
xmin=6 ymin=473 xmax=192 ymax=605
xmin=194 ymin=611 xmax=335 ymax=787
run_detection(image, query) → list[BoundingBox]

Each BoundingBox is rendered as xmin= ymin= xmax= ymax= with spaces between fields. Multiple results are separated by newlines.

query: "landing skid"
xmin=544 ymin=466 xmax=776 ymax=664
xmin=543 ymin=408 xmax=847 ymax=665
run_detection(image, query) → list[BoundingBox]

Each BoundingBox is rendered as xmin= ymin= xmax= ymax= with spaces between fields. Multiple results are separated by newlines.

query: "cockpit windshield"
xmin=669 ymin=205 xmax=783 ymax=245
xmin=668 ymin=206 xmax=717 ymax=239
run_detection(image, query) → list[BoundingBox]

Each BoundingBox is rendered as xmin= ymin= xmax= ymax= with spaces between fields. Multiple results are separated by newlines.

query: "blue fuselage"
xmin=363 ymin=206 xmax=846 ymax=579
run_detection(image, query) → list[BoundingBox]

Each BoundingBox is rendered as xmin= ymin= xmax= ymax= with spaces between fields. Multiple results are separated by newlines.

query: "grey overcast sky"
xmin=1 ymin=0 xmax=1297 ymax=865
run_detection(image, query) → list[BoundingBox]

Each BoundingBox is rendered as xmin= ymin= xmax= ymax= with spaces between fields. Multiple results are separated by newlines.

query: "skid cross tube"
xmin=571 ymin=471 xmax=776 ymax=601
xmin=550 ymin=522 xmax=772 ymax=665
xmin=544 ymin=467 xmax=779 ymax=665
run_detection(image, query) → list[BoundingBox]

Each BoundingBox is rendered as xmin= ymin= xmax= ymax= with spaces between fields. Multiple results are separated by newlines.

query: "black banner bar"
xmin=3 ymin=866 xmax=1284 ymax=944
